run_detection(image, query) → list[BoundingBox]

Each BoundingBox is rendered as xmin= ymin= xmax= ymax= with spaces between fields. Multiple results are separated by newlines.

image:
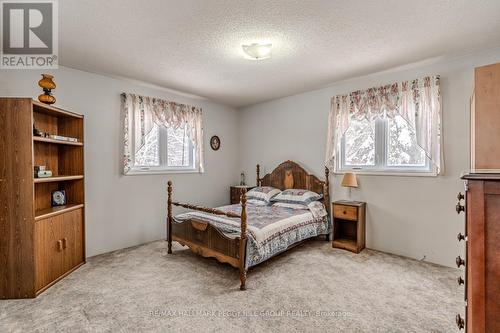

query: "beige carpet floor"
xmin=0 ymin=240 xmax=462 ymax=332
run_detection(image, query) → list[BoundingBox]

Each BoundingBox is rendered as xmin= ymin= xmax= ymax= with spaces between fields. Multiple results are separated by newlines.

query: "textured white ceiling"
xmin=60 ymin=0 xmax=500 ymax=107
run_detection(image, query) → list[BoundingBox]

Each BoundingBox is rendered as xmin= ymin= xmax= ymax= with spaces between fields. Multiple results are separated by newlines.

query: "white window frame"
xmin=128 ymin=124 xmax=197 ymax=175
xmin=337 ymin=117 xmax=437 ymax=177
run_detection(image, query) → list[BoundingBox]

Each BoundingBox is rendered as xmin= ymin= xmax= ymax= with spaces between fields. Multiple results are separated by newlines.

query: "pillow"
xmin=247 ymin=199 xmax=269 ymax=206
xmin=246 ymin=186 xmax=281 ymax=204
xmin=271 ymin=189 xmax=322 ymax=205
xmin=307 ymin=201 xmax=328 ymax=219
xmin=273 ymin=202 xmax=308 ymax=210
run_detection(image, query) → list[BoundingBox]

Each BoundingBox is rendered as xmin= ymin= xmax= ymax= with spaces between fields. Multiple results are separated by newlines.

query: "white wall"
xmin=2 ymin=48 xmax=500 ymax=267
xmin=0 ymin=66 xmax=240 ymax=257
xmin=239 ymin=48 xmax=500 ymax=267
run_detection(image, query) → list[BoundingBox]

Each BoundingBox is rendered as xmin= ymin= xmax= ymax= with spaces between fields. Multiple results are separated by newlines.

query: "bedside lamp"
xmin=341 ymin=172 xmax=358 ymax=199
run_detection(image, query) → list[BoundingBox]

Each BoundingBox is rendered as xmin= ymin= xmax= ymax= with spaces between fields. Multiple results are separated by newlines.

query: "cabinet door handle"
xmin=456 ymin=256 xmax=465 ymax=268
xmin=57 ymin=240 xmax=63 ymax=252
xmin=62 ymin=237 xmax=67 ymax=249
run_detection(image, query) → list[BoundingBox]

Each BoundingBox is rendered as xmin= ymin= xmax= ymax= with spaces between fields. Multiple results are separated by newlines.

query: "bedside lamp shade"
xmin=341 ymin=172 xmax=358 ymax=188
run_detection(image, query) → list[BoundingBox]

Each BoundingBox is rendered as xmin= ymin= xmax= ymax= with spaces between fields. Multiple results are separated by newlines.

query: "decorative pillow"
xmin=273 ymin=202 xmax=308 ymax=210
xmin=271 ymin=189 xmax=322 ymax=205
xmin=246 ymin=186 xmax=281 ymax=204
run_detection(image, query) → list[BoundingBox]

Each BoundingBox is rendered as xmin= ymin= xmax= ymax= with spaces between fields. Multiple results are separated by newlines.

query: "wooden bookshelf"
xmin=0 ymin=98 xmax=85 ymax=299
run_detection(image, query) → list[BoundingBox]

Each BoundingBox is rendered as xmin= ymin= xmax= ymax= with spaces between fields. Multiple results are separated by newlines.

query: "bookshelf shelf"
xmin=34 ymin=175 xmax=84 ymax=183
xmin=33 ymin=136 xmax=83 ymax=146
xmin=35 ymin=204 xmax=85 ymax=221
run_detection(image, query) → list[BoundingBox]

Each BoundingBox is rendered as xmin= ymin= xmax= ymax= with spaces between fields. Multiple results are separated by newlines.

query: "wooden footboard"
xmin=167 ymin=181 xmax=248 ymax=290
xmin=171 ymin=218 xmax=242 ymax=268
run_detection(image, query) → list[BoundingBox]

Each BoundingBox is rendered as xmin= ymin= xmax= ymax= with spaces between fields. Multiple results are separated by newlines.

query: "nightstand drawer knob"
xmin=343 ymin=210 xmax=347 ymax=214
xmin=456 ymin=256 xmax=465 ymax=268
xmin=457 ymin=233 xmax=466 ymax=241
xmin=456 ymin=314 xmax=465 ymax=329
xmin=457 ymin=276 xmax=464 ymax=285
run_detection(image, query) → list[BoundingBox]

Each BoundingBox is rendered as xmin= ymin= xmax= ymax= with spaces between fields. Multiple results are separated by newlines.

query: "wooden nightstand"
xmin=230 ymin=186 xmax=255 ymax=204
xmin=332 ymin=200 xmax=366 ymax=253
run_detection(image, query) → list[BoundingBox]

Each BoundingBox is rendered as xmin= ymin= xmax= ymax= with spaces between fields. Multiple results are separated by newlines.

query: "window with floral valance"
xmin=122 ymin=93 xmax=204 ymax=175
xmin=325 ymin=76 xmax=442 ymax=175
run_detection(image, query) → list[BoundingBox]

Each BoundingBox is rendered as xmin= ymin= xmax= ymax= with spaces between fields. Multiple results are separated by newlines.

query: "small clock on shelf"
xmin=51 ymin=189 xmax=67 ymax=206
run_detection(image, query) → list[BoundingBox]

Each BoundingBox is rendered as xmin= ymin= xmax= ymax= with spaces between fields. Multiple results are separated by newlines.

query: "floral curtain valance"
xmin=325 ymin=75 xmax=442 ymax=173
xmin=123 ymin=93 xmax=205 ymax=173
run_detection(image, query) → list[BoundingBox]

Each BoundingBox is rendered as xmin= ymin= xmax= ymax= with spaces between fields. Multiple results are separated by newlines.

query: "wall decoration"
xmin=210 ymin=135 xmax=220 ymax=151
xmin=51 ymin=189 xmax=67 ymax=206
xmin=38 ymin=74 xmax=56 ymax=105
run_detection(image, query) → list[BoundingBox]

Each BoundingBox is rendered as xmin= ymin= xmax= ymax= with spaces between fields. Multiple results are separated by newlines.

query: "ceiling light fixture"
xmin=242 ymin=43 xmax=272 ymax=60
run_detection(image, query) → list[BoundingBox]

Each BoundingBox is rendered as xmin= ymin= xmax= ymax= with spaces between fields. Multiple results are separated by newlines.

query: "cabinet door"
xmin=61 ymin=208 xmax=84 ymax=272
xmin=34 ymin=217 xmax=64 ymax=291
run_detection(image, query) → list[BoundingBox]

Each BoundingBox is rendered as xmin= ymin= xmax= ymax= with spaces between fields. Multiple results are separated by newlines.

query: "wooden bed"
xmin=167 ymin=160 xmax=330 ymax=290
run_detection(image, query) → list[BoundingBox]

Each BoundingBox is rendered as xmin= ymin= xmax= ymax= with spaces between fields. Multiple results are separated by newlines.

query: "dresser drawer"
xmin=333 ymin=205 xmax=358 ymax=221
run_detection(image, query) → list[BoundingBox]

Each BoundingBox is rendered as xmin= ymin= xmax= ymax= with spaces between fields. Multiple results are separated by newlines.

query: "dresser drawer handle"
xmin=457 ymin=276 xmax=464 ymax=285
xmin=457 ymin=192 xmax=464 ymax=201
xmin=457 ymin=233 xmax=465 ymax=242
xmin=456 ymin=314 xmax=465 ymax=329
xmin=456 ymin=203 xmax=465 ymax=214
xmin=456 ymin=256 xmax=465 ymax=268
xmin=343 ymin=210 xmax=347 ymax=215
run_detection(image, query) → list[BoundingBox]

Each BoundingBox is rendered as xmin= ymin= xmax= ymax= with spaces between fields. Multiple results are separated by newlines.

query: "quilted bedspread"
xmin=174 ymin=203 xmax=330 ymax=268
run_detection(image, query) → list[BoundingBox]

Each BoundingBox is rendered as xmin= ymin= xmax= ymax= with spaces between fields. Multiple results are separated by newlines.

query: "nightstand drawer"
xmin=333 ymin=205 xmax=357 ymax=221
xmin=230 ymin=186 xmax=254 ymax=205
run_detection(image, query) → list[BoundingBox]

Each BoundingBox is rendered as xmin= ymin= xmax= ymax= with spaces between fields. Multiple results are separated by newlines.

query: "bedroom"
xmin=0 ymin=0 xmax=499 ymax=332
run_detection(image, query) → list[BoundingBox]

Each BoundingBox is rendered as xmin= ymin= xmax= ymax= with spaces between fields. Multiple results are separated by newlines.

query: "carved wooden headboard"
xmin=256 ymin=160 xmax=331 ymax=214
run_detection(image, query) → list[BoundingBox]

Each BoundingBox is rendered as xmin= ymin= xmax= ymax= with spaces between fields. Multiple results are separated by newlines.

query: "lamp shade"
xmin=341 ymin=172 xmax=358 ymax=188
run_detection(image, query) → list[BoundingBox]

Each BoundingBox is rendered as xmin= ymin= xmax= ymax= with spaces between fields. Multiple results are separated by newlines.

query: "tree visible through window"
xmin=344 ymin=118 xmax=375 ymax=166
xmin=387 ymin=115 xmax=426 ymax=167
xmin=341 ymin=116 xmax=430 ymax=173
xmin=167 ymin=126 xmax=191 ymax=167
xmin=135 ymin=124 xmax=160 ymax=167
xmin=133 ymin=123 xmax=195 ymax=171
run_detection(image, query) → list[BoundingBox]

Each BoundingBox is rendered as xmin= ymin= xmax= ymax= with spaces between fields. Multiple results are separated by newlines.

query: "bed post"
xmin=256 ymin=164 xmax=260 ymax=186
xmin=324 ymin=167 xmax=331 ymax=241
xmin=167 ymin=181 xmax=173 ymax=254
xmin=239 ymin=189 xmax=248 ymax=290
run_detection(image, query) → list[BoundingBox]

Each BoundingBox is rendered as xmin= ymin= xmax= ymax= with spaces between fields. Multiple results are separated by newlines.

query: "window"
xmin=339 ymin=115 xmax=433 ymax=174
xmin=132 ymin=123 xmax=195 ymax=173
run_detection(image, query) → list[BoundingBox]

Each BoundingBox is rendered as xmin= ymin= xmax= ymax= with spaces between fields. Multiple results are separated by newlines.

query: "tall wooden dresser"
xmin=0 ymin=98 xmax=85 ymax=299
xmin=454 ymin=62 xmax=500 ymax=331
xmin=456 ymin=174 xmax=500 ymax=332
